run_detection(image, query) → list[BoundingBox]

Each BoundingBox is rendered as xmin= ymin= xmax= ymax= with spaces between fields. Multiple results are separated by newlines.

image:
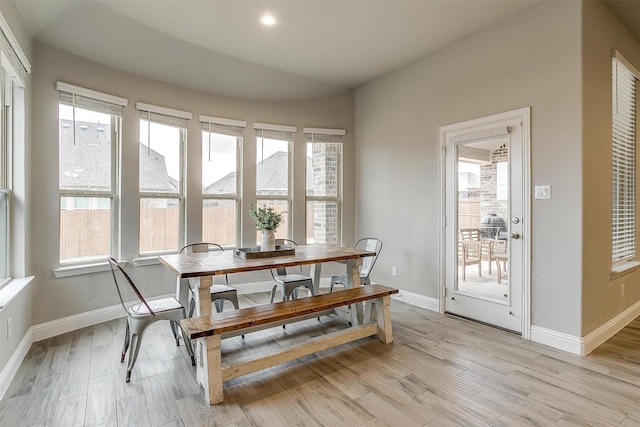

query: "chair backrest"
xmin=273 ymin=239 xmax=301 ymax=277
xmin=181 ymin=243 xmax=227 ymax=284
xmin=460 ymin=228 xmax=481 ymax=241
xmin=107 ymin=257 xmax=155 ymax=315
xmin=355 ymin=238 xmax=383 ymax=278
xmin=180 ymin=243 xmax=224 ymax=254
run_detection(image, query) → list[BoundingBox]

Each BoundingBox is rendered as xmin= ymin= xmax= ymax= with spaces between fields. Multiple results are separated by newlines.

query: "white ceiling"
xmin=14 ymin=0 xmax=640 ymax=101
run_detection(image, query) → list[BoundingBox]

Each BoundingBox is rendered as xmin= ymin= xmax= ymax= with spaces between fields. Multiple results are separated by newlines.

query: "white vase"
xmin=260 ymin=230 xmax=276 ymax=251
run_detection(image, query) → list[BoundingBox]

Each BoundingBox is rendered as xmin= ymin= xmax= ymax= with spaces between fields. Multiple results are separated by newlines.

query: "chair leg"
xmin=188 ymin=296 xmax=196 ymax=318
xmin=180 ymin=326 xmax=196 ymax=366
xmin=121 ymin=320 xmax=131 ymax=363
xmin=214 ymin=299 xmax=224 ymax=313
xmin=126 ymin=331 xmax=143 ymax=382
xmin=270 ymin=285 xmax=278 ymax=303
xmin=170 ymin=321 xmax=180 ymax=346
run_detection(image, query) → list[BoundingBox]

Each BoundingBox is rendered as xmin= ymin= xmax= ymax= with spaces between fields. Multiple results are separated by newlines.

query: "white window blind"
xmin=612 ymin=54 xmax=639 ymax=263
xmin=200 ymin=115 xmax=246 ymax=138
xmin=57 ymin=82 xmax=127 ymax=115
xmin=136 ymin=102 xmax=190 ymax=128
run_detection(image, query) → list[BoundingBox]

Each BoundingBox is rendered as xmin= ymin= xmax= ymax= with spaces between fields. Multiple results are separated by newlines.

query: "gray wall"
xmin=30 ymin=42 xmax=355 ymax=326
xmin=582 ymin=1 xmax=640 ymax=335
xmin=355 ymin=1 xmax=585 ymax=335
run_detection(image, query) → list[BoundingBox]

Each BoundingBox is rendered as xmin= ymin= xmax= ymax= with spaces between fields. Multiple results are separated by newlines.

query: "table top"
xmin=159 ymin=244 xmax=376 ymax=278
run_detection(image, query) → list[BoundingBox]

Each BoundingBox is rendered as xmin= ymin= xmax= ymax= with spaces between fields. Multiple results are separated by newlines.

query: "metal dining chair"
xmin=181 ymin=243 xmax=239 ymax=317
xmin=330 ymin=237 xmax=383 ymax=291
xmin=107 ymin=257 xmax=195 ymax=382
xmin=270 ymin=239 xmax=315 ymax=302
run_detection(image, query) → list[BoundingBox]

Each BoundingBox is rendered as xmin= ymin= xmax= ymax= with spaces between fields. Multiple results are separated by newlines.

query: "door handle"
xmin=511 ymin=232 xmax=521 ymax=239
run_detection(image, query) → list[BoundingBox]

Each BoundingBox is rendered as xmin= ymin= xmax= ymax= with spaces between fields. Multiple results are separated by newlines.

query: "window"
xmin=304 ymin=128 xmax=344 ymax=244
xmin=200 ymin=115 xmax=245 ymax=247
xmin=57 ymin=82 xmax=127 ymax=264
xmin=254 ymin=122 xmax=296 ymax=243
xmin=612 ymin=53 xmax=639 ymax=265
xmin=137 ymin=102 xmax=191 ymax=255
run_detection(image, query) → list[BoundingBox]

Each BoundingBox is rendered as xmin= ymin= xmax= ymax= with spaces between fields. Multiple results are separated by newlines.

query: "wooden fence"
xmin=61 ymin=203 xmax=329 ymax=260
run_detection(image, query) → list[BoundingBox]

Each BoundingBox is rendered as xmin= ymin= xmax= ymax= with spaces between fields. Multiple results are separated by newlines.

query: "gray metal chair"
xmin=181 ymin=243 xmax=239 ymax=317
xmin=330 ymin=238 xmax=383 ymax=291
xmin=270 ymin=239 xmax=315 ymax=302
xmin=107 ymin=257 xmax=195 ymax=382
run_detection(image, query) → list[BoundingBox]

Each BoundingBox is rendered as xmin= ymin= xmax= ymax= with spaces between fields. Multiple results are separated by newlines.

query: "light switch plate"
xmin=535 ymin=185 xmax=551 ymax=200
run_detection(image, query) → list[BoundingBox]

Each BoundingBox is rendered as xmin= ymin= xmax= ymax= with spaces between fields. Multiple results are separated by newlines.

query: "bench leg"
xmin=202 ymin=335 xmax=223 ymax=405
xmin=374 ymin=295 xmax=393 ymax=344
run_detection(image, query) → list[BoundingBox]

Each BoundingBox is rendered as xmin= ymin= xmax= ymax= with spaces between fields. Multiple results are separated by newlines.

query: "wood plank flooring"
xmin=1 ymin=292 xmax=639 ymax=426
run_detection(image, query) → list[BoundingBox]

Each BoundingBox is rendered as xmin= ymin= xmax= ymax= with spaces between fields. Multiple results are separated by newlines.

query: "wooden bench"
xmin=180 ymin=284 xmax=399 ymax=404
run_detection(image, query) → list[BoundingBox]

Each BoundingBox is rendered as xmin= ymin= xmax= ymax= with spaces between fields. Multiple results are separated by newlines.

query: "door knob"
xmin=511 ymin=232 xmax=521 ymax=239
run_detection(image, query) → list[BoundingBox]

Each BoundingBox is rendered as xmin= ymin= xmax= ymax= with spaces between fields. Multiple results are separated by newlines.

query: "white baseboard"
xmin=390 ymin=289 xmax=439 ymax=312
xmin=530 ymin=325 xmax=583 ymax=355
xmin=531 ymin=299 xmax=640 ymax=356
xmin=0 ymin=327 xmax=32 ymax=400
xmin=582 ymin=299 xmax=640 ymax=355
xmin=32 ymin=301 xmax=130 ymax=342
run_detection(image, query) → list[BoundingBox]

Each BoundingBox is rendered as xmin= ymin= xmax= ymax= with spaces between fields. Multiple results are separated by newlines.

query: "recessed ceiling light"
xmin=259 ymin=14 xmax=278 ymax=26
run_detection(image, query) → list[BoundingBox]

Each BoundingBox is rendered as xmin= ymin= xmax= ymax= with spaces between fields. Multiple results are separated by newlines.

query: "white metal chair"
xmin=180 ymin=243 xmax=239 ymax=317
xmin=107 ymin=257 xmax=195 ymax=382
xmin=330 ymin=238 xmax=383 ymax=291
xmin=270 ymin=239 xmax=315 ymax=302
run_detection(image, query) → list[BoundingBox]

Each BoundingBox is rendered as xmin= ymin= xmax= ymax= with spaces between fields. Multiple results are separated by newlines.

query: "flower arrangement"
xmin=249 ymin=203 xmax=284 ymax=231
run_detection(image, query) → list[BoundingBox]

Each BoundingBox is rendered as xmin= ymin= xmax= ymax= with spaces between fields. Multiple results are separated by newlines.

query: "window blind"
xmin=612 ymin=55 xmax=638 ymax=263
xmin=57 ymin=82 xmax=127 ymax=116
xmin=304 ymin=127 xmax=346 ymax=143
xmin=200 ymin=115 xmax=246 ymax=138
xmin=136 ymin=102 xmax=190 ymax=128
xmin=254 ymin=122 xmax=296 ymax=141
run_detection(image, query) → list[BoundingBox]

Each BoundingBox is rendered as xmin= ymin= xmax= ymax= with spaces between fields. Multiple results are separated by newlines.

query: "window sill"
xmin=53 ymin=260 xmax=125 ymax=278
xmin=133 ymin=256 xmax=161 ymax=267
xmin=611 ymin=260 xmax=640 ymax=279
xmin=0 ymin=276 xmax=35 ymax=309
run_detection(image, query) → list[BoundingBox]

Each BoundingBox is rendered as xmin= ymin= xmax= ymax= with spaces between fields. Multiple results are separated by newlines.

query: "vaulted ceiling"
xmin=14 ymin=0 xmax=640 ymax=101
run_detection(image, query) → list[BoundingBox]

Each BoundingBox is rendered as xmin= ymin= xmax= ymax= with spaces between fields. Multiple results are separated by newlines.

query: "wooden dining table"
xmin=159 ymin=244 xmax=376 ymax=398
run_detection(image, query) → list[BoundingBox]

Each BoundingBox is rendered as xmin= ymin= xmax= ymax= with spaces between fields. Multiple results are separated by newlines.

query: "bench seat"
xmin=180 ymin=284 xmax=398 ymax=404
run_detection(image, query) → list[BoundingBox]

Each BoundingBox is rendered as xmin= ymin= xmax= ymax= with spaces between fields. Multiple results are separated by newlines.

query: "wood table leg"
xmin=195 ymin=276 xmax=213 ymax=399
xmin=310 ymin=262 xmax=322 ymax=295
xmin=346 ymin=258 xmax=363 ymax=325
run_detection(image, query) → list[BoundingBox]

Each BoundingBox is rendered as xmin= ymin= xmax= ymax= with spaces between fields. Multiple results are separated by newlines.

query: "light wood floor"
xmin=1 ymin=292 xmax=639 ymax=426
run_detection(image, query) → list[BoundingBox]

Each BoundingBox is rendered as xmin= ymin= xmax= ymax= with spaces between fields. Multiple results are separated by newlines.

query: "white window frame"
xmin=0 ymin=66 xmax=9 ymax=285
xmin=304 ymin=127 xmax=345 ymax=245
xmin=0 ymin=13 xmax=30 ymax=285
xmin=254 ymin=122 xmax=297 ymax=241
xmin=56 ymin=82 xmax=127 ymax=265
xmin=612 ymin=51 xmax=640 ymax=271
xmin=137 ymin=102 xmax=191 ymax=256
xmin=200 ymin=115 xmax=245 ymax=248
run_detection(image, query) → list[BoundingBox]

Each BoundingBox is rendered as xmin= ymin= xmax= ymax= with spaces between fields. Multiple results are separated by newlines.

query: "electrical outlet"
xmin=621 ymin=283 xmax=625 ymax=298
xmin=6 ymin=317 xmax=12 ymax=339
xmin=391 ymin=266 xmax=398 ymax=277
